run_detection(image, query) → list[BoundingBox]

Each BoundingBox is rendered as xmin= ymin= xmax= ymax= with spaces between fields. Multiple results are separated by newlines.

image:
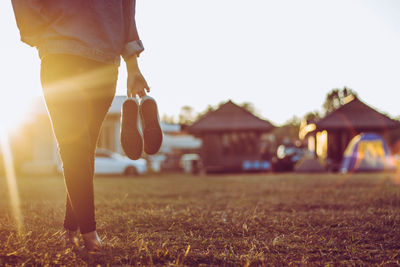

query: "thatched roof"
xmin=315 ymin=97 xmax=400 ymax=130
xmin=188 ymin=101 xmax=274 ymax=133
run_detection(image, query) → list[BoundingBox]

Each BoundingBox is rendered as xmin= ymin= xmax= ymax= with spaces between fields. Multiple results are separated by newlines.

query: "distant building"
xmin=306 ymin=96 xmax=400 ymax=170
xmin=19 ymin=96 xmax=201 ymax=174
xmin=188 ymin=100 xmax=275 ymax=173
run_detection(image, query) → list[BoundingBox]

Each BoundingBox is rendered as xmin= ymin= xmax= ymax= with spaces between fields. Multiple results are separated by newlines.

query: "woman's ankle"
xmin=82 ymin=231 xmax=102 ymax=252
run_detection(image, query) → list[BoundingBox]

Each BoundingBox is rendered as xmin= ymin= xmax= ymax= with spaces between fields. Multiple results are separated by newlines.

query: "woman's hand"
xmin=125 ymin=55 xmax=150 ymax=98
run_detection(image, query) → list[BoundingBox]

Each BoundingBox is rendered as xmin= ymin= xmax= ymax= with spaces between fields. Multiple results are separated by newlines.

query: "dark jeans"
xmin=40 ymin=54 xmax=118 ymax=234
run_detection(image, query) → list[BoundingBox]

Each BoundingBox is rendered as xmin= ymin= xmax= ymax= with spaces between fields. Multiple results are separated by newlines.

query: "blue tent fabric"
xmin=340 ymin=133 xmax=395 ymax=173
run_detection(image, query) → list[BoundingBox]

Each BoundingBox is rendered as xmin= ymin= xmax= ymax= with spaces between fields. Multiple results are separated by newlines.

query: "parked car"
xmin=58 ymin=148 xmax=147 ymax=176
xmin=95 ymin=149 xmax=147 ymax=175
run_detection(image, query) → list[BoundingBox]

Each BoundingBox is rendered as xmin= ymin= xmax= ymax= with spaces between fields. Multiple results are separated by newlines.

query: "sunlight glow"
xmin=0 ymin=97 xmax=32 ymax=135
xmin=0 ymin=89 xmax=32 ymax=236
xmin=41 ymin=64 xmax=118 ymax=145
xmin=316 ymin=130 xmax=328 ymax=160
xmin=299 ymin=119 xmax=316 ymax=140
xmin=0 ymin=91 xmax=31 ymax=236
xmin=0 ymin=131 xmax=24 ymax=235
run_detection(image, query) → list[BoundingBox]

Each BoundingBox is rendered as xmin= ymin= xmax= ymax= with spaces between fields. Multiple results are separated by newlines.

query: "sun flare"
xmin=0 ymin=93 xmax=34 ymax=235
xmin=0 ymin=96 xmax=34 ymax=135
xmin=0 ymin=132 xmax=24 ymax=235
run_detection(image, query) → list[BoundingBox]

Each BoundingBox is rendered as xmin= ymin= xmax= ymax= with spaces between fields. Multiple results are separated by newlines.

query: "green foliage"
xmin=240 ymin=102 xmax=261 ymax=117
xmin=178 ymin=105 xmax=196 ymax=125
xmin=323 ymin=87 xmax=358 ymax=114
xmin=194 ymin=100 xmax=263 ymax=123
xmin=304 ymin=111 xmax=321 ymax=123
xmin=161 ymin=114 xmax=175 ymax=124
xmin=272 ymin=116 xmax=301 ymax=147
xmin=194 ymin=104 xmax=216 ymax=121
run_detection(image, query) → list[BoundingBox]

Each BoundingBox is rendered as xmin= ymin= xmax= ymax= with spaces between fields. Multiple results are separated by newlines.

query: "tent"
xmin=340 ymin=133 xmax=396 ymax=173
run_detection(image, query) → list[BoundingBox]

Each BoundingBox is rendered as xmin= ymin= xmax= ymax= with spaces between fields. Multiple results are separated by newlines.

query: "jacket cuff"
xmin=122 ymin=40 xmax=144 ymax=59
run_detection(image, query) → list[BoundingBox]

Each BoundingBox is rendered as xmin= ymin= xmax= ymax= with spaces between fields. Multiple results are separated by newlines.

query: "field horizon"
xmin=1 ymin=173 xmax=400 ymax=265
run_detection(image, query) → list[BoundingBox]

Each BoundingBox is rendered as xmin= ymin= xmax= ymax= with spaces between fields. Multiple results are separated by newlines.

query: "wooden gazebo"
xmin=310 ymin=96 xmax=400 ymax=169
xmin=187 ymin=101 xmax=274 ymax=173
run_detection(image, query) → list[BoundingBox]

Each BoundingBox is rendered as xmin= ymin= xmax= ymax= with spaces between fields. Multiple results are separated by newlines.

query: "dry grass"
xmin=1 ymin=172 xmax=400 ymax=266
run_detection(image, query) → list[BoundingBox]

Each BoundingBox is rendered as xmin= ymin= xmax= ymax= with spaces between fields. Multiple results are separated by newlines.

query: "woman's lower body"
xmin=40 ymin=54 xmax=118 ymax=237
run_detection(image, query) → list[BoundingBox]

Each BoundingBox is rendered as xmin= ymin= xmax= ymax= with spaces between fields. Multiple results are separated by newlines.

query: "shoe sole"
xmin=140 ymin=96 xmax=163 ymax=155
xmin=120 ymin=98 xmax=143 ymax=160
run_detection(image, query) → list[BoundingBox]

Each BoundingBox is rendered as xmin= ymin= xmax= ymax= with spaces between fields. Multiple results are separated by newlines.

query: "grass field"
xmin=1 ymin=173 xmax=400 ymax=266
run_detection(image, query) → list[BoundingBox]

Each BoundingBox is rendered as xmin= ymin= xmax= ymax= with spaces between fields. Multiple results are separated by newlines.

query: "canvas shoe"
xmin=82 ymin=231 xmax=102 ymax=253
xmin=139 ymin=95 xmax=163 ymax=155
xmin=120 ymin=97 xmax=143 ymax=160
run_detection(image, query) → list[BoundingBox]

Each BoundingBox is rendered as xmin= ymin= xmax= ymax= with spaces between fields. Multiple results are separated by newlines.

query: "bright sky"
xmin=1 ymin=0 xmax=400 ymax=126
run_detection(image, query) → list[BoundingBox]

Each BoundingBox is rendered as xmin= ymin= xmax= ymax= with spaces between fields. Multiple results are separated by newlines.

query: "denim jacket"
xmin=12 ymin=0 xmax=144 ymax=65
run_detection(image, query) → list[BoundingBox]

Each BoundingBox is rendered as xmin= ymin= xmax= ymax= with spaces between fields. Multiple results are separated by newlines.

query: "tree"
xmin=304 ymin=111 xmax=321 ymax=123
xmin=272 ymin=116 xmax=301 ymax=147
xmin=323 ymin=87 xmax=358 ymax=114
xmin=240 ymin=102 xmax=259 ymax=116
xmin=194 ymin=101 xmax=230 ymax=121
xmin=178 ymin=105 xmax=196 ymax=125
xmin=161 ymin=114 xmax=175 ymax=124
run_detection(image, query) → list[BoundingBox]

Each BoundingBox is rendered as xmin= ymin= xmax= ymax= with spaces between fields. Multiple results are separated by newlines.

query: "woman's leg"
xmin=40 ymin=54 xmax=118 ymax=234
xmin=64 ymin=198 xmax=78 ymax=231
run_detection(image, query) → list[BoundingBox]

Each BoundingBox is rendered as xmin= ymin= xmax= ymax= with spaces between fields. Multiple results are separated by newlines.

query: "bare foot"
xmin=82 ymin=231 xmax=102 ymax=252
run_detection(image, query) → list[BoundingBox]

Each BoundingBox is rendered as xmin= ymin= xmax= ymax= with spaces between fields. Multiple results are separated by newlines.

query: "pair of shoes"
xmin=81 ymin=231 xmax=102 ymax=253
xmin=140 ymin=96 xmax=163 ymax=155
xmin=121 ymin=96 xmax=163 ymax=160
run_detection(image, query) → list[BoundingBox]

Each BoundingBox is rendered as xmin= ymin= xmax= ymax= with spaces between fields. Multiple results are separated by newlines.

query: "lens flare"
xmin=0 ymin=96 xmax=32 ymax=134
xmin=0 ymin=131 xmax=24 ymax=235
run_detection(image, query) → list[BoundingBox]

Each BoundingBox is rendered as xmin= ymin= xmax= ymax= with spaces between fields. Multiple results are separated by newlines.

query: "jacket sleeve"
xmin=11 ymin=0 xmax=48 ymax=47
xmin=121 ymin=0 xmax=145 ymax=59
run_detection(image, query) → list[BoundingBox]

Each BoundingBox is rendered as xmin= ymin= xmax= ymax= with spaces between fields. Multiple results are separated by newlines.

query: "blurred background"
xmin=1 ymin=0 xmax=400 ymax=176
